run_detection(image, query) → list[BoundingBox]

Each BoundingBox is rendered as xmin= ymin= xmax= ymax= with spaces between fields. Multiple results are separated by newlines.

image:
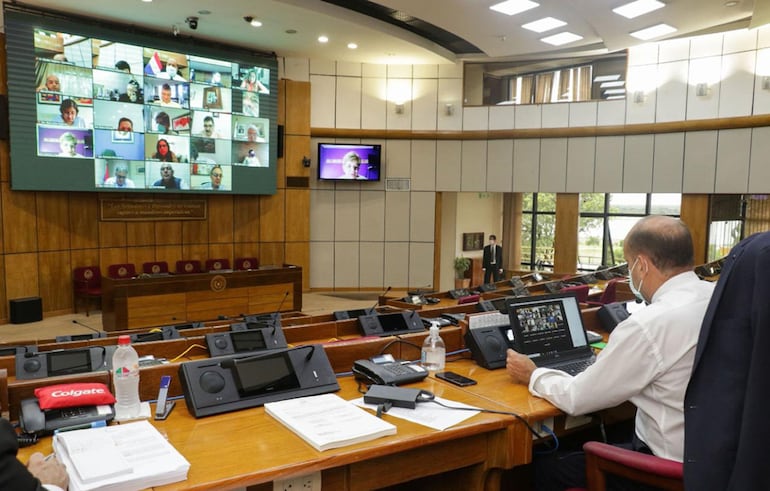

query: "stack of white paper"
xmin=53 ymin=420 xmax=190 ymax=491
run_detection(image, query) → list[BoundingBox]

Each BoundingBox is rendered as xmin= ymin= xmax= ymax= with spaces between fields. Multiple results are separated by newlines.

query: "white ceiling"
xmin=5 ymin=0 xmax=766 ymax=64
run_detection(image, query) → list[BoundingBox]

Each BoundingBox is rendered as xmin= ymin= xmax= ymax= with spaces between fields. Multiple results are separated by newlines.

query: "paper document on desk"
xmin=352 ymin=396 xmax=480 ymax=431
xmin=53 ymin=420 xmax=190 ymax=491
xmin=265 ymin=393 xmax=397 ymax=451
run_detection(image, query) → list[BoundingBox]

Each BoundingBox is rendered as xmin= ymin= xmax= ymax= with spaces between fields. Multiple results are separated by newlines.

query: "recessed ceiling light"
xmin=540 ymin=32 xmax=583 ymax=46
xmin=197 ymin=10 xmax=211 ymax=15
xmin=724 ymin=0 xmax=739 ymax=6
xmin=250 ymin=19 xmax=262 ymax=27
xmin=285 ymin=29 xmax=297 ymax=34
xmin=594 ymin=74 xmax=621 ymax=82
xmin=347 ymin=42 xmax=358 ymax=49
xmin=630 ymin=23 xmax=677 ymax=40
xmin=613 ymin=0 xmax=665 ymax=19
xmin=318 ymin=35 xmax=329 ymax=43
xmin=600 ymin=81 xmax=626 ymax=88
xmin=522 ymin=17 xmax=566 ymax=33
xmin=141 ymin=0 xmax=152 ymax=3
xmin=604 ymin=88 xmax=627 ymax=95
xmin=490 ymin=0 xmax=539 ymax=16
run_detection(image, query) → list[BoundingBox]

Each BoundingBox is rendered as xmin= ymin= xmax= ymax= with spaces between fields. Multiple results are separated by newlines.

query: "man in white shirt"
xmin=506 ymin=215 xmax=715 ymax=490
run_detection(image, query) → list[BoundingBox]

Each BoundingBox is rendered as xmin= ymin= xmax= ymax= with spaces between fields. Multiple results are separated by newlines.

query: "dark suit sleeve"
xmin=0 ymin=419 xmax=44 ymax=491
xmin=482 ymin=246 xmax=490 ymax=268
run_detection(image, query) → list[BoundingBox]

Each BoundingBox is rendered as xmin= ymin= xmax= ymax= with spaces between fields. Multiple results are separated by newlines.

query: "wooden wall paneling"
xmin=4 ymin=253 xmax=39 ymax=301
xmin=126 ymin=246 xmax=155 ymax=269
xmin=126 ymin=221 xmax=156 ymax=246
xmin=0 ymin=142 xmax=8 ymax=184
xmin=207 ymin=195 xmax=234 ymax=244
xmin=285 ymin=80 xmax=311 ymax=136
xmin=98 ymin=220 xmax=127 ymax=249
xmin=154 ymin=220 xmax=182 ymax=245
xmin=182 ymin=217 xmax=208 ymax=245
xmin=679 ymin=194 xmax=710 ymax=265
xmin=154 ymin=245 xmax=182 ymax=266
xmin=180 ymin=244 xmax=208 ymax=262
xmin=260 ymin=189 xmax=286 ymax=242
xmin=284 ymin=241 xmax=309 ymax=290
xmin=554 ymin=194 xmax=579 ymax=273
xmin=68 ymin=194 xmax=99 ymax=250
xmin=0 ymin=257 xmax=6 ymax=321
xmin=70 ymin=249 xmax=99 ymax=270
xmin=207 ymin=244 xmax=234 ymax=264
xmin=233 ymin=243 xmax=260 ymax=261
xmin=2 ymin=185 xmax=37 ymax=254
xmin=35 ymin=193 xmax=70 ymax=251
xmin=233 ymin=195 xmax=260 ymax=243
xmin=38 ymin=251 xmax=71 ymax=312
xmin=98 ymin=247 xmax=127 ymax=271
xmin=285 ymin=189 xmax=309 ymax=242
xmin=278 ymin=79 xmax=286 ymax=126
xmin=284 ymin=134 xmax=310 ymax=178
xmin=259 ymin=242 xmax=285 ymax=266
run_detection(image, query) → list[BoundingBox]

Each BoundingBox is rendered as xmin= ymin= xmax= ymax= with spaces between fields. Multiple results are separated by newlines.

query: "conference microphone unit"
xmin=332 ymin=286 xmax=391 ymax=321
xmin=71 ymin=319 xmax=102 ymax=335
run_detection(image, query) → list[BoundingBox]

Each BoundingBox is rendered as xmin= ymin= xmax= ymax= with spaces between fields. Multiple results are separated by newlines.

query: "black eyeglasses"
xmin=212 ymin=173 xmax=223 ymax=178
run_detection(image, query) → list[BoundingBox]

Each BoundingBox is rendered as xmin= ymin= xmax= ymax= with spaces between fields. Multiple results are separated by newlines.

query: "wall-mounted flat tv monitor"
xmin=317 ymin=143 xmax=382 ymax=181
xmin=4 ymin=7 xmax=278 ymax=195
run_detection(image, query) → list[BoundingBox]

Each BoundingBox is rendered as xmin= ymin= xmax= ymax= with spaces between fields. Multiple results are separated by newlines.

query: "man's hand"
xmin=506 ymin=349 xmax=536 ymax=385
xmin=27 ymin=452 xmax=68 ymax=490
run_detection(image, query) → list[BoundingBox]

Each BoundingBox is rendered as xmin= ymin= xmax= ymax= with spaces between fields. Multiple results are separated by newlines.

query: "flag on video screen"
xmin=145 ymin=52 xmax=162 ymax=76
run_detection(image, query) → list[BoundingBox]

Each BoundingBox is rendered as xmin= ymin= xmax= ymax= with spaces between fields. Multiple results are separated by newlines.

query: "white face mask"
xmin=628 ymin=257 xmax=646 ymax=303
xmin=167 ymin=66 xmax=178 ymax=78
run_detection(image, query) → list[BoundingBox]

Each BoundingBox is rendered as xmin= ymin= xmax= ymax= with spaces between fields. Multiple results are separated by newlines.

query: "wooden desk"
xmin=101 ymin=266 xmax=303 ymax=331
xmin=18 ymin=374 xmax=520 ymax=491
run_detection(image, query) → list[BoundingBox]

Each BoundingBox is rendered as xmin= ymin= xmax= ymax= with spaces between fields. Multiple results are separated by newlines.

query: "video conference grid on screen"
xmin=31 ymin=28 xmax=272 ymax=192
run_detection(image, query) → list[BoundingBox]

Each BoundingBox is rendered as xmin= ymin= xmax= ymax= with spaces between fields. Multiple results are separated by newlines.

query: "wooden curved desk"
xmin=101 ymin=266 xmax=302 ymax=331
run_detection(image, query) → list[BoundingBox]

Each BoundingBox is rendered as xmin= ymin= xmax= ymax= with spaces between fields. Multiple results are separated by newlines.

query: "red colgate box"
xmin=34 ymin=382 xmax=115 ymax=410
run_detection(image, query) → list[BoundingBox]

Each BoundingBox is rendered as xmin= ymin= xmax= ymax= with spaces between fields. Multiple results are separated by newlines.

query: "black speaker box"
xmin=464 ymin=327 xmax=510 ymax=369
xmin=10 ymin=297 xmax=42 ymax=324
xmin=597 ymin=302 xmax=630 ymax=333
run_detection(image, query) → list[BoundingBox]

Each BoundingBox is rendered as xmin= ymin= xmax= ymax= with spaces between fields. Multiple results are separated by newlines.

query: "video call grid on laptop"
xmin=505 ymin=293 xmax=596 ymax=374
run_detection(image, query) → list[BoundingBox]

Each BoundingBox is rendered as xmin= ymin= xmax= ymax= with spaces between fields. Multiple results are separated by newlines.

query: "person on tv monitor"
xmin=152 ymin=138 xmax=178 ymax=162
xmin=117 ymin=117 xmax=133 ymax=133
xmin=56 ymin=99 xmax=86 ymax=128
xmin=341 ymin=151 xmax=366 ymax=180
xmin=114 ymin=60 xmax=131 ymax=73
xmin=198 ymin=116 xmax=222 ymax=138
xmin=153 ymin=164 xmax=187 ymax=189
xmin=199 ymin=165 xmax=226 ymax=190
xmin=156 ymin=83 xmax=181 ymax=108
xmin=154 ymin=112 xmax=178 ymax=135
xmin=242 ymin=148 xmax=263 ymax=167
xmin=158 ymin=56 xmax=186 ymax=82
xmin=242 ymin=91 xmax=259 ymax=117
xmin=58 ymin=132 xmax=81 ymax=157
xmin=240 ymin=69 xmax=268 ymax=93
xmin=104 ymin=163 xmax=136 ymax=188
xmin=210 ymin=72 xmax=223 ymax=86
xmin=36 ymin=73 xmax=60 ymax=93
xmin=118 ymin=79 xmax=142 ymax=104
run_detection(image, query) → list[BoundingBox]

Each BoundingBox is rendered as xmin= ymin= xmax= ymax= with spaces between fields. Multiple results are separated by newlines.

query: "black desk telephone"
xmin=353 ymin=354 xmax=428 ymax=386
xmin=19 ymin=398 xmax=115 ymax=435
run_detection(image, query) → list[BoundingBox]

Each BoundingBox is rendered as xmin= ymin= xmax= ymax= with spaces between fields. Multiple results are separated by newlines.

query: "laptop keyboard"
xmin=554 ymin=358 xmax=594 ymax=376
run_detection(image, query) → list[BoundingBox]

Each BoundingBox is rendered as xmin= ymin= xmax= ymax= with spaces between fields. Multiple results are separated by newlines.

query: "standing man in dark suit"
xmin=684 ymin=231 xmax=770 ymax=491
xmin=482 ymin=234 xmax=503 ymax=284
xmin=0 ymin=418 xmax=68 ymax=490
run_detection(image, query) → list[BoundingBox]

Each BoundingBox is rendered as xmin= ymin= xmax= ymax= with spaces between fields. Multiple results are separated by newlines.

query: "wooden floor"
xmin=0 ymin=291 xmax=393 ymax=344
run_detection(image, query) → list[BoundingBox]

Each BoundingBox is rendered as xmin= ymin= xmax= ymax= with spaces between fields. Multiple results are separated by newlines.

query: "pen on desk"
xmin=44 ymin=453 xmax=55 ymax=462
xmin=54 ymin=420 xmax=107 ymax=434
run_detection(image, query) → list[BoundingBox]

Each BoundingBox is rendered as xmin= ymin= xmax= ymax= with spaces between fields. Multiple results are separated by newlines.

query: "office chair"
xmin=457 ymin=294 xmax=481 ymax=305
xmin=205 ymin=258 xmax=231 ymax=271
xmin=175 ymin=260 xmax=202 ymax=274
xmin=142 ymin=261 xmax=169 ymax=275
xmin=73 ymin=266 xmax=102 ymax=316
xmin=561 ymin=284 xmax=590 ymax=303
xmin=586 ymin=277 xmax=621 ymax=306
xmin=234 ymin=257 xmax=259 ymax=270
xmin=107 ymin=263 xmax=136 ymax=279
xmin=575 ymin=441 xmax=683 ymax=491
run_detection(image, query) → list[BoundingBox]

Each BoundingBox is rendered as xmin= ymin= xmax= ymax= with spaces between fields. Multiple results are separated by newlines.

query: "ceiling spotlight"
xmin=243 ymin=16 xmax=262 ymax=27
xmin=185 ymin=16 xmax=199 ymax=30
xmin=347 ymin=42 xmax=358 ymax=49
xmin=318 ymin=35 xmax=329 ymax=43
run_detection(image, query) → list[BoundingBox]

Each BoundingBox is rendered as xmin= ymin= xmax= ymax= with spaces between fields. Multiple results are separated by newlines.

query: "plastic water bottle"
xmin=421 ymin=323 xmax=445 ymax=371
xmin=112 ymin=335 xmax=141 ymax=419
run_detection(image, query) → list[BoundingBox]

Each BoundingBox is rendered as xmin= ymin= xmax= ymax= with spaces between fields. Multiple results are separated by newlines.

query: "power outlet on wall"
xmin=273 ymin=471 xmax=321 ymax=491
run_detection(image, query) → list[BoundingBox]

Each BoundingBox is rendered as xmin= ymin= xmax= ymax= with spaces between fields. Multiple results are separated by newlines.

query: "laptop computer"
xmin=506 ymin=293 xmax=596 ymax=376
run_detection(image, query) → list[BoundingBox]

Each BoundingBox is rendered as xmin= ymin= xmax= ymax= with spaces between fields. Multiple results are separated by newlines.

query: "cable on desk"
xmin=379 ymin=337 xmax=422 ymax=355
xmin=168 ymin=344 xmax=208 ymax=362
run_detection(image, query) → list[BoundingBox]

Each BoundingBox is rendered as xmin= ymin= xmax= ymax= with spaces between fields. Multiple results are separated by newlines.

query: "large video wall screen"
xmin=5 ymin=9 xmax=278 ymax=194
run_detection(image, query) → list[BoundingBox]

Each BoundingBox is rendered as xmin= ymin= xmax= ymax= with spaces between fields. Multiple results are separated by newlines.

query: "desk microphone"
xmin=270 ymin=291 xmax=290 ymax=335
xmin=370 ymin=286 xmax=391 ymax=315
xmin=71 ymin=319 xmax=101 ymax=335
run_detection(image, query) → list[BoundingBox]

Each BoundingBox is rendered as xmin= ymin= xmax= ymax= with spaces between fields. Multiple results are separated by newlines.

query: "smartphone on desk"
xmin=436 ymin=371 xmax=477 ymax=387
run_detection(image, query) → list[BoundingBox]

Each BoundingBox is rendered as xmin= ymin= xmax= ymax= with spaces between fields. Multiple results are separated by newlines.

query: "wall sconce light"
xmin=445 ymin=103 xmax=454 ymax=116
xmin=762 ymin=76 xmax=770 ymax=91
xmin=394 ymin=103 xmax=405 ymax=114
xmin=633 ymin=91 xmax=646 ymax=104
xmin=696 ymin=83 xmax=710 ymax=97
